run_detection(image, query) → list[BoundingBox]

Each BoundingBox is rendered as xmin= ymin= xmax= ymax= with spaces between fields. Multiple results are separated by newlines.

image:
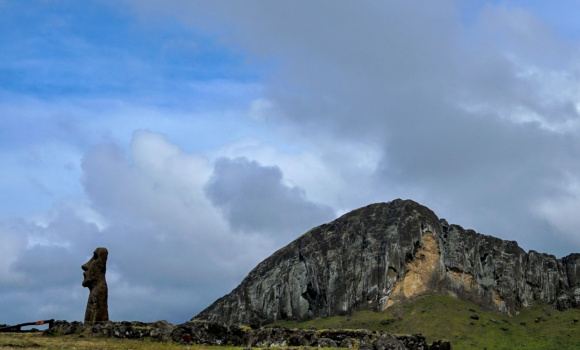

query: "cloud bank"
xmin=126 ymin=1 xmax=580 ymax=253
xmin=1 ymin=131 xmax=330 ymax=323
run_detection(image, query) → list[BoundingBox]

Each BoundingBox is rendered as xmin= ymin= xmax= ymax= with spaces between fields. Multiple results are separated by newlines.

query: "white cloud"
xmin=534 ymin=177 xmax=580 ymax=248
xmin=0 ymin=220 xmax=28 ymax=285
xmin=248 ymin=98 xmax=275 ymax=121
xmin=1 ymin=130 xmax=298 ymax=323
xmin=120 ymin=1 xmax=580 ymax=257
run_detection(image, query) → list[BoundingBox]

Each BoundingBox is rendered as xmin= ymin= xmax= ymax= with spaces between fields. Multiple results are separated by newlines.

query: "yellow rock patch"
xmin=448 ymin=269 xmax=477 ymax=291
xmin=382 ymin=231 xmax=507 ymax=314
xmin=385 ymin=232 xmax=441 ymax=308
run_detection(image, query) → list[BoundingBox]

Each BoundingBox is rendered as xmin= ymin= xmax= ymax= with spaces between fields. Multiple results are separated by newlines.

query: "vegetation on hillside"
xmin=2 ymin=293 xmax=579 ymax=350
xmin=275 ymin=293 xmax=580 ymax=350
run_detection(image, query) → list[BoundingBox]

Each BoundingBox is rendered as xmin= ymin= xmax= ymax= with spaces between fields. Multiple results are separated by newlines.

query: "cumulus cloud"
xmin=2 ymin=131 xmax=316 ymax=324
xmin=82 ymin=131 xmax=224 ymax=238
xmin=205 ymin=157 xmax=335 ymax=237
xmin=79 ymin=131 xmax=284 ymax=318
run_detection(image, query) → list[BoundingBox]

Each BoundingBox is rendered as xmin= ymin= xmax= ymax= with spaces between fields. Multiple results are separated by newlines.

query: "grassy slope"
xmin=3 ymin=294 xmax=579 ymax=350
xmin=275 ymin=293 xmax=580 ymax=350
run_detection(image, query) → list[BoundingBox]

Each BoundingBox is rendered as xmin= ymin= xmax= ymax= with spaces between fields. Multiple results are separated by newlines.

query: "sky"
xmin=1 ymin=0 xmax=580 ymax=325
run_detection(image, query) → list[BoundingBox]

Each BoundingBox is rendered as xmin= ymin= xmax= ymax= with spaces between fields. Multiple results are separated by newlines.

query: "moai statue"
xmin=82 ymin=247 xmax=109 ymax=323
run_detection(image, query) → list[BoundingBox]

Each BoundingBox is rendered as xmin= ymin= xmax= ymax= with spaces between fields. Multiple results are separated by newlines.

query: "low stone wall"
xmin=43 ymin=320 xmax=450 ymax=350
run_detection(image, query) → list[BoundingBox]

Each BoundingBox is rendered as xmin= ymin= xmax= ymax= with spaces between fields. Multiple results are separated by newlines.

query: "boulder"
xmin=340 ymin=338 xmax=354 ymax=348
xmin=150 ymin=320 xmax=174 ymax=341
xmin=317 ymin=337 xmax=338 ymax=347
xmin=429 ymin=340 xmax=451 ymax=350
xmin=373 ymin=335 xmax=406 ymax=350
xmin=43 ymin=320 xmax=85 ymax=336
xmin=288 ymin=329 xmax=310 ymax=346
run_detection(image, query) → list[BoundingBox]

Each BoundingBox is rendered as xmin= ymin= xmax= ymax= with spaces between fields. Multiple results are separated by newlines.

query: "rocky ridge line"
xmin=194 ymin=199 xmax=580 ymax=326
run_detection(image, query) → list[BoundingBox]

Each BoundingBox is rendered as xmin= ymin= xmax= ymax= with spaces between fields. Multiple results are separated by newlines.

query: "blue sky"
xmin=0 ymin=0 xmax=270 ymax=214
xmin=1 ymin=0 xmax=580 ymax=325
xmin=0 ymin=1 xmax=261 ymax=97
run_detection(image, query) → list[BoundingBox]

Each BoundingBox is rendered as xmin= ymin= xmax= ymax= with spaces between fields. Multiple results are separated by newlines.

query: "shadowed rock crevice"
xmin=194 ymin=199 xmax=580 ymax=326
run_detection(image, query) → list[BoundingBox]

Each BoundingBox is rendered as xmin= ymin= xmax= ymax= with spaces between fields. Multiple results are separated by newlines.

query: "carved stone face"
xmin=82 ymin=247 xmax=108 ymax=289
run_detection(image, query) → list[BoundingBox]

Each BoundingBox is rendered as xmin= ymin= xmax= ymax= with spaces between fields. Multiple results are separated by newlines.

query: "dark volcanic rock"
xmin=373 ymin=334 xmax=406 ymax=350
xmin=288 ymin=329 xmax=309 ymax=346
xmin=44 ymin=320 xmax=434 ymax=349
xmin=396 ymin=334 xmax=428 ymax=350
xmin=317 ymin=337 xmax=337 ymax=347
xmin=340 ymin=337 xmax=354 ymax=348
xmin=149 ymin=320 xmax=174 ymax=341
xmin=428 ymin=340 xmax=451 ymax=350
xmin=194 ymin=199 xmax=580 ymax=326
xmin=43 ymin=320 xmax=85 ymax=335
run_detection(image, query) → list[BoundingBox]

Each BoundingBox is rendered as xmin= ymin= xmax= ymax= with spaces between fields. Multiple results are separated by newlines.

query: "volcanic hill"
xmin=194 ymin=199 xmax=580 ymax=326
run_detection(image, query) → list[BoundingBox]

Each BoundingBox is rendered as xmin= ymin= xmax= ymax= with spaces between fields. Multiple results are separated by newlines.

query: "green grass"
xmin=274 ymin=293 xmax=580 ymax=350
xmin=3 ymin=294 xmax=580 ymax=349
xmin=0 ymin=333 xmax=248 ymax=350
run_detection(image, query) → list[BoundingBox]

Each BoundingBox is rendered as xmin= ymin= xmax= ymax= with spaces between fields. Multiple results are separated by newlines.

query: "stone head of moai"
xmin=82 ymin=247 xmax=109 ymax=323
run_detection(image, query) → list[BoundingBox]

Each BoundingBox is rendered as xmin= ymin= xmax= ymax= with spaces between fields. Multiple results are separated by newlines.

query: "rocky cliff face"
xmin=194 ymin=199 xmax=580 ymax=326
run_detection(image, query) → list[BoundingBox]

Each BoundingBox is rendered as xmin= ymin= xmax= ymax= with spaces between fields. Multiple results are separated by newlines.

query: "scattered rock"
xmin=470 ymin=315 xmax=479 ymax=320
xmin=339 ymin=338 xmax=353 ymax=348
xmin=288 ymin=330 xmax=309 ymax=346
xmin=43 ymin=320 xmax=85 ymax=336
xmin=373 ymin=335 xmax=406 ymax=350
xmin=317 ymin=337 xmax=337 ymax=347
xmin=44 ymin=321 xmax=439 ymax=349
xmin=380 ymin=319 xmax=396 ymax=325
xmin=429 ymin=340 xmax=452 ymax=350
xmin=149 ymin=320 xmax=174 ymax=342
xmin=397 ymin=334 xmax=427 ymax=350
